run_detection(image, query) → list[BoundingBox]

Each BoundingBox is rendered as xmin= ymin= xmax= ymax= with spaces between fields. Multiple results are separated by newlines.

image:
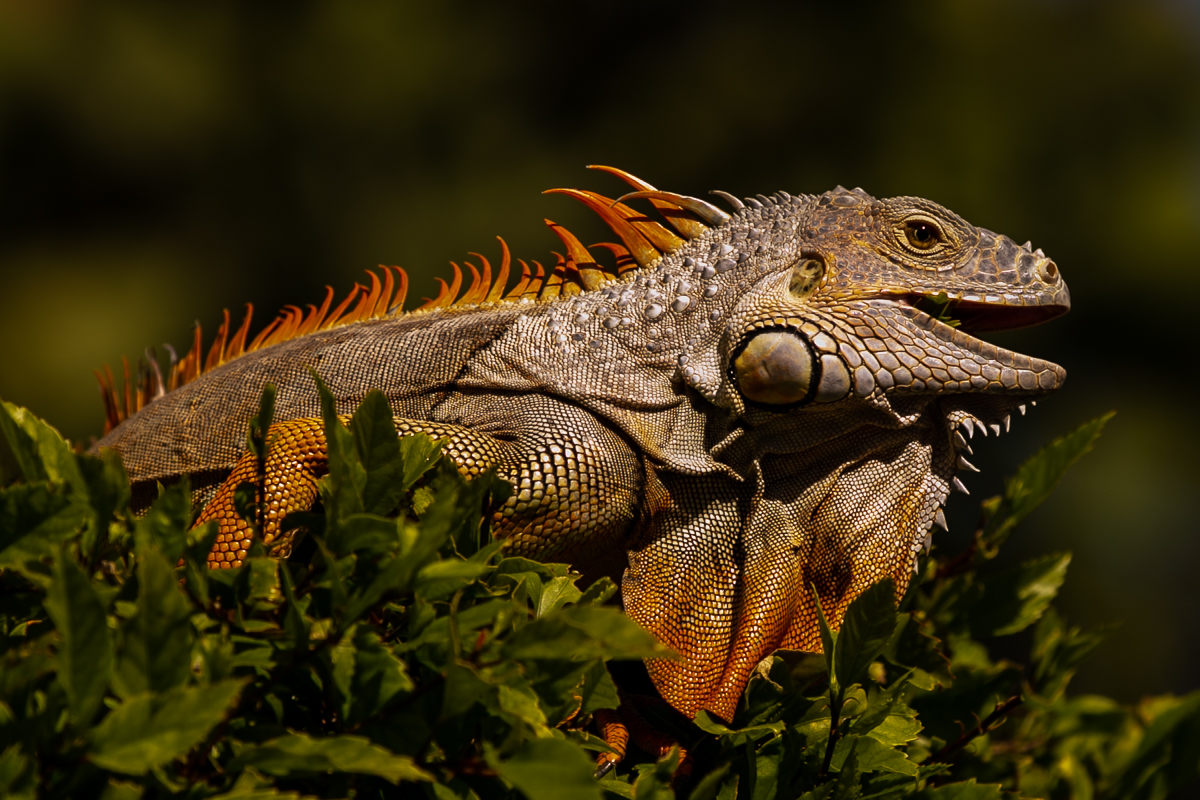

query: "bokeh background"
xmin=1 ymin=1 xmax=1197 ymax=702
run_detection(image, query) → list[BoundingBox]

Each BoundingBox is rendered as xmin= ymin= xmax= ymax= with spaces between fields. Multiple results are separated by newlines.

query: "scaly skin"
xmin=94 ymin=172 xmax=1069 ymax=723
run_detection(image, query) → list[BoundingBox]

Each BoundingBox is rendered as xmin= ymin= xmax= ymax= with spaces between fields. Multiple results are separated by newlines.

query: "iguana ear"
xmin=624 ymin=422 xmax=951 ymax=722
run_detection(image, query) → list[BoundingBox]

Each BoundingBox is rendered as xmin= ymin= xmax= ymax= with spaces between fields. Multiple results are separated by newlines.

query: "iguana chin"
xmin=93 ymin=166 xmax=1068 ymax=724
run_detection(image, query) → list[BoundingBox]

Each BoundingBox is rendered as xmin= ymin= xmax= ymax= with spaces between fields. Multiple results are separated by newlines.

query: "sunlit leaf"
xmin=112 ymin=542 xmax=193 ymax=697
xmin=0 ymin=482 xmax=86 ymax=567
xmin=350 ymin=390 xmax=408 ymax=515
xmin=0 ymin=400 xmax=85 ymax=493
xmin=489 ymin=738 xmax=600 ymax=800
xmin=503 ymin=605 xmax=673 ymax=661
xmin=229 ymin=732 xmax=432 ymax=783
xmin=970 ymin=553 xmax=1071 ymax=637
xmin=89 ymin=680 xmax=245 ymax=774
xmin=835 ymin=578 xmax=898 ymax=689
xmin=43 ymin=548 xmax=112 ymax=725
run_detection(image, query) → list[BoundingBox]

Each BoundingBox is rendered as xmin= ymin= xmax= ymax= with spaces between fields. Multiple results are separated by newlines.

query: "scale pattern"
xmin=93 ymin=168 xmax=1070 ymax=722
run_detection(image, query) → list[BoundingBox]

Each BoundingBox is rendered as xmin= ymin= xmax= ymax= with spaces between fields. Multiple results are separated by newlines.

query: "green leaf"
xmin=0 ymin=745 xmax=34 ymax=799
xmin=245 ymin=383 xmax=277 ymax=459
xmin=984 ymin=412 xmax=1114 ymax=551
xmin=229 ymin=732 xmax=432 ymax=783
xmin=0 ymin=400 xmax=85 ymax=493
xmin=414 ymin=558 xmax=492 ymax=599
xmin=310 ymin=369 xmax=365 ymax=526
xmin=632 ymin=745 xmax=678 ymax=800
xmin=914 ymin=779 xmax=1012 ymax=799
xmin=133 ymin=480 xmax=193 ymax=567
xmin=831 ymin=736 xmax=861 ymax=800
xmin=503 ymin=605 xmax=673 ymax=661
xmin=833 ymin=735 xmax=917 ymax=776
xmin=970 ymin=553 xmax=1071 ymax=637
xmin=693 ymin=710 xmax=783 ymax=740
xmin=488 ymin=738 xmax=601 ymax=800
xmin=1030 ymin=607 xmax=1112 ymax=698
xmin=577 ymin=660 xmax=620 ymax=717
xmin=852 ymin=675 xmax=921 ymax=747
xmin=835 ymin=578 xmax=898 ymax=689
xmin=43 ymin=548 xmax=112 ymax=724
xmin=497 ymin=683 xmax=550 ymax=730
xmin=538 ymin=575 xmax=583 ymax=617
xmin=0 ymin=481 xmax=86 ymax=567
xmin=344 ymin=629 xmax=413 ymax=723
xmin=1105 ymin=690 xmax=1200 ymax=800
xmin=688 ymin=763 xmax=733 ymax=800
xmin=113 ymin=542 xmax=193 ymax=696
xmin=76 ymin=447 xmax=130 ymax=558
xmin=397 ymin=431 xmax=444 ymax=493
xmin=751 ymin=733 xmax=801 ymax=800
xmin=813 ymin=584 xmax=838 ymax=691
xmin=89 ymin=680 xmax=245 ymax=774
xmin=350 ymin=390 xmax=408 ymax=515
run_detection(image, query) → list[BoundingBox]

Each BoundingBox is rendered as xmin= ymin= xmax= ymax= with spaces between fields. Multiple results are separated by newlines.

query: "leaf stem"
xmin=818 ymin=691 xmax=843 ymax=781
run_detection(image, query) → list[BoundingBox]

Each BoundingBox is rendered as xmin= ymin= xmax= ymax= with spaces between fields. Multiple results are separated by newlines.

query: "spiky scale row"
xmin=97 ymin=169 xmax=725 ymax=434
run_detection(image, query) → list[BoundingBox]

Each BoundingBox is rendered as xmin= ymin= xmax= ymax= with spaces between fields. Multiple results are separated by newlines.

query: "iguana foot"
xmin=592 ymin=696 xmax=692 ymax=781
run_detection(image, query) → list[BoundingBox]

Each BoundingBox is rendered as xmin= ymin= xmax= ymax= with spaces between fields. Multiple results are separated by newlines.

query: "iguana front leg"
xmin=198 ymin=406 xmax=645 ymax=571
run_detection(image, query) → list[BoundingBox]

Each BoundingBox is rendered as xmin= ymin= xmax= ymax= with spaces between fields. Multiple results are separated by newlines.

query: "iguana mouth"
xmin=903 ymin=292 xmax=1070 ymax=333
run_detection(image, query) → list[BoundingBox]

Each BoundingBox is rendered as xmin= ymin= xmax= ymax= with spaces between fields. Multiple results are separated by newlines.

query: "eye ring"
xmin=902 ymin=219 xmax=944 ymax=251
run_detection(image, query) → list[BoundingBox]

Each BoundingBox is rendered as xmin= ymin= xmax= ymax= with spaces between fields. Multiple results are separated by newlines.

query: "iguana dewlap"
xmin=93 ymin=167 xmax=1068 ymax=722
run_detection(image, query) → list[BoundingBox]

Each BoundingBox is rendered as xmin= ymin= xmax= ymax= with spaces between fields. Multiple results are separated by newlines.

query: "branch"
xmin=925 ymin=695 xmax=1023 ymax=764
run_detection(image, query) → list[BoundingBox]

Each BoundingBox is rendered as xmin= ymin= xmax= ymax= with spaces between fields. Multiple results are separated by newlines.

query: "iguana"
xmin=92 ymin=166 xmax=1068 ymax=726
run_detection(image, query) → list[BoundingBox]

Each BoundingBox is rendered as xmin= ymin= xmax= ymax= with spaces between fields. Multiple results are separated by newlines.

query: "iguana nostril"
xmin=734 ymin=331 xmax=815 ymax=406
xmin=1038 ymin=259 xmax=1059 ymax=283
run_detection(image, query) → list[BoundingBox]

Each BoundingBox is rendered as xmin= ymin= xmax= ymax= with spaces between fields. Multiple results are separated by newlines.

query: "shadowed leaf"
xmin=89 ymin=680 xmax=245 ymax=774
xmin=43 ymin=548 xmax=112 ymax=725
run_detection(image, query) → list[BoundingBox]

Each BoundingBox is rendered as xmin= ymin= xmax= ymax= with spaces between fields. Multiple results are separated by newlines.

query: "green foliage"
xmin=0 ymin=398 xmax=1196 ymax=799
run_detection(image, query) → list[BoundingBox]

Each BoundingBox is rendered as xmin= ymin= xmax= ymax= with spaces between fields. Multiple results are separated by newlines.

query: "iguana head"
xmin=702 ymin=184 xmax=1068 ymax=667
xmin=713 ymin=184 xmax=1068 ymax=426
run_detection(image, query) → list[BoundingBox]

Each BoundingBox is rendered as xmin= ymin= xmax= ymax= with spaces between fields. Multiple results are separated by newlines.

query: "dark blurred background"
xmin=1 ymin=1 xmax=1197 ymax=701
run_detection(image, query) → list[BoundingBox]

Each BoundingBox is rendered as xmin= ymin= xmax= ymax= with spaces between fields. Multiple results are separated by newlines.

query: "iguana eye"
xmin=733 ymin=331 xmax=815 ymax=406
xmin=903 ymin=220 xmax=943 ymax=250
xmin=788 ymin=256 xmax=826 ymax=301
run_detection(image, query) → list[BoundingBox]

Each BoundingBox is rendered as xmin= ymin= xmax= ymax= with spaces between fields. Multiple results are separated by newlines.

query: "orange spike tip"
xmin=545 ymin=188 xmax=662 ymax=269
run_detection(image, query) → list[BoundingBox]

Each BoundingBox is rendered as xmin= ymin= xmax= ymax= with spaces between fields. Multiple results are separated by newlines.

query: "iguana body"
xmin=93 ymin=167 xmax=1069 ymax=722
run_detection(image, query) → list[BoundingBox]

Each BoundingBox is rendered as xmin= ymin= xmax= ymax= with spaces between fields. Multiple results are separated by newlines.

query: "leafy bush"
xmin=1 ymin=392 xmax=1197 ymax=799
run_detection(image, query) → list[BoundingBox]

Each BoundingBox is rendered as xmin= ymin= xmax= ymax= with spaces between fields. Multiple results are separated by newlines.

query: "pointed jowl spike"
xmin=957 ymin=455 xmax=980 ymax=473
xmin=935 ymin=508 xmax=949 ymax=531
xmin=1022 ymin=241 xmax=1032 ymax=249
xmin=952 ymin=477 xmax=970 ymax=494
xmin=923 ymin=531 xmax=933 ymax=555
xmin=989 ymin=423 xmax=1001 ymax=437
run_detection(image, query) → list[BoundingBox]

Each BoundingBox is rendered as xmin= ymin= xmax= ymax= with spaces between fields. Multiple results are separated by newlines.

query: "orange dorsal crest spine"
xmin=97 ymin=168 xmax=726 ymax=432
